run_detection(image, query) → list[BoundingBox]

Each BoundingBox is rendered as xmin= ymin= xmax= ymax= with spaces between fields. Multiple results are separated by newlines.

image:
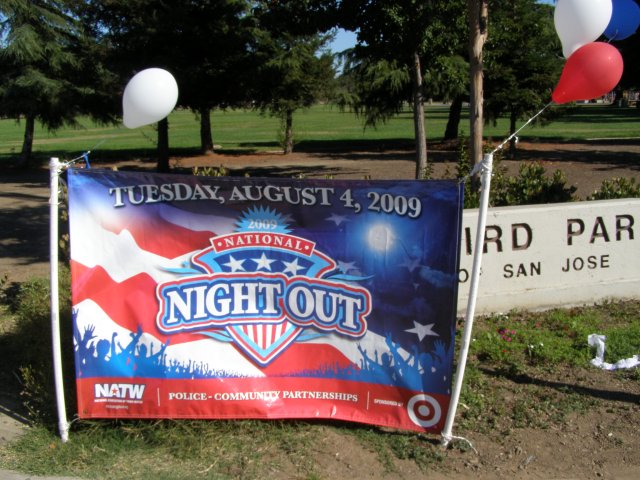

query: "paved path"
xmin=0 ymin=170 xmax=51 ymax=284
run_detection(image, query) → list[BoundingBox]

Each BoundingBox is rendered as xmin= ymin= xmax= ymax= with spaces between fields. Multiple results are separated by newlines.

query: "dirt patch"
xmin=1 ymin=141 xmax=639 ymax=479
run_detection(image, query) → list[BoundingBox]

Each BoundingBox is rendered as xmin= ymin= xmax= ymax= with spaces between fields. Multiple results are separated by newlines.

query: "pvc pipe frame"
xmin=47 ymin=154 xmax=492 ymax=444
xmin=441 ymin=153 xmax=494 ymax=447
xmin=50 ymin=158 xmax=70 ymax=443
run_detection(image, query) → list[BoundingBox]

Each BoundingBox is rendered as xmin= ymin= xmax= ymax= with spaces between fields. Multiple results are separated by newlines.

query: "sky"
xmin=329 ymin=28 xmax=358 ymax=54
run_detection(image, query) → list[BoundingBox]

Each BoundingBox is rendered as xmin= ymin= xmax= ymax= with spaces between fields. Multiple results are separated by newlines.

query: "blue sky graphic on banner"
xmin=68 ymin=169 xmax=463 ymax=432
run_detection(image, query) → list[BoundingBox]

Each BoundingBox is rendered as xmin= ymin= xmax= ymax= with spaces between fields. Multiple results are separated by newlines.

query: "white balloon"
xmin=554 ymin=0 xmax=613 ymax=58
xmin=122 ymin=68 xmax=179 ymax=129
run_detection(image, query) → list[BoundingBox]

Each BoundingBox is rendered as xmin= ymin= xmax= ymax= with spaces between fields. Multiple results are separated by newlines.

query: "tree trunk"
xmin=18 ymin=113 xmax=36 ymax=169
xmin=412 ymin=51 xmax=428 ymax=179
xmin=157 ymin=117 xmax=170 ymax=172
xmin=444 ymin=95 xmax=465 ymax=141
xmin=468 ymin=0 xmax=489 ymax=167
xmin=199 ymin=106 xmax=214 ymax=154
xmin=283 ymin=109 xmax=294 ymax=154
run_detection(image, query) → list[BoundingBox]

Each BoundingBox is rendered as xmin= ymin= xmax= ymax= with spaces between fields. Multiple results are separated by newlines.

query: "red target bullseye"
xmin=407 ymin=394 xmax=441 ymax=428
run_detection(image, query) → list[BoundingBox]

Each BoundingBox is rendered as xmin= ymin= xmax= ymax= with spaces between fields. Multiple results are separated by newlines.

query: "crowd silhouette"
xmin=74 ymin=311 xmax=452 ymax=393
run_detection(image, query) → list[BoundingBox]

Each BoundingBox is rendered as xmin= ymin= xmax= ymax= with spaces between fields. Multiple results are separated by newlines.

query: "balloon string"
xmin=60 ymin=139 xmax=107 ymax=169
xmin=490 ymin=102 xmax=553 ymax=155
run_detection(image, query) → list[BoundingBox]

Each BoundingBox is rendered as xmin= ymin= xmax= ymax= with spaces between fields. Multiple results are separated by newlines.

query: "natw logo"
xmin=94 ymin=383 xmax=146 ymax=400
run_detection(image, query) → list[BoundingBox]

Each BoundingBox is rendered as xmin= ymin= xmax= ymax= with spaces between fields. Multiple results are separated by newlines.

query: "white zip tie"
xmin=62 ymin=150 xmax=91 ymax=169
xmin=441 ymin=432 xmax=478 ymax=454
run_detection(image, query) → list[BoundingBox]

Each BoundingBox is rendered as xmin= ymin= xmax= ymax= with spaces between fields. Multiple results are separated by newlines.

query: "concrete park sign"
xmin=457 ymin=199 xmax=639 ymax=314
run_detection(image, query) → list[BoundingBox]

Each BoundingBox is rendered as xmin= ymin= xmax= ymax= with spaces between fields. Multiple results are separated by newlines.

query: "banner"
xmin=67 ymin=169 xmax=463 ymax=433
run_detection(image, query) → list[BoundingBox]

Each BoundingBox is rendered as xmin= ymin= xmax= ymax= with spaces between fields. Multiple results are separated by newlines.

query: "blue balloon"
xmin=605 ymin=0 xmax=640 ymax=40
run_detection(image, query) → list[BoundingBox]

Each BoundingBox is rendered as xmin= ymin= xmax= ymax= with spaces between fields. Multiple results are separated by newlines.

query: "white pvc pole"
xmin=441 ymin=153 xmax=493 ymax=447
xmin=49 ymin=157 xmax=70 ymax=443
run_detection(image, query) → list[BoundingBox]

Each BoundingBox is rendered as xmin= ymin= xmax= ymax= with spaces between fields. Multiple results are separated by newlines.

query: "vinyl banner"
xmin=67 ymin=169 xmax=463 ymax=433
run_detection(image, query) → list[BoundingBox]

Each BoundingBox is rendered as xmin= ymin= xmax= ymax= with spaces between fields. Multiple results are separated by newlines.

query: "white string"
xmin=441 ymin=432 xmax=479 ymax=454
xmin=60 ymin=138 xmax=107 ymax=169
xmin=490 ymin=102 xmax=552 ymax=155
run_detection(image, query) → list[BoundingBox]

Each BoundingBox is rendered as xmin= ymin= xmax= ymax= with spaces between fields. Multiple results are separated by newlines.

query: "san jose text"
xmin=458 ymin=211 xmax=636 ymax=283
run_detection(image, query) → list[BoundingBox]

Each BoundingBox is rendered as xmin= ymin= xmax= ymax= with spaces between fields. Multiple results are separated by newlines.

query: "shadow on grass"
xmin=3 ymin=134 xmax=639 ymax=172
xmin=479 ymin=367 xmax=640 ymax=405
xmin=511 ymin=142 xmax=640 ymax=170
xmin=555 ymin=105 xmax=640 ymax=124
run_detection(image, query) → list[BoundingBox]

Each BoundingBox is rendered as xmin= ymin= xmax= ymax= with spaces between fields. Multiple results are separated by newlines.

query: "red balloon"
xmin=552 ymin=42 xmax=624 ymax=104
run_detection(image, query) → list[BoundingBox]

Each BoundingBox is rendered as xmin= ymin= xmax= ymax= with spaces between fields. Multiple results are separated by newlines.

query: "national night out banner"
xmin=67 ymin=169 xmax=463 ymax=433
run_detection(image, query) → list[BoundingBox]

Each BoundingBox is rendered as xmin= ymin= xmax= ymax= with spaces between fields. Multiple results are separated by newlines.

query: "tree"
xmin=467 ymin=0 xmax=489 ymax=167
xmin=484 ymin=0 xmax=562 ymax=158
xmin=441 ymin=55 xmax=471 ymax=141
xmin=0 ymin=0 xmax=89 ymax=167
xmin=76 ymin=0 xmax=168 ymax=170
xmin=251 ymin=2 xmax=336 ymax=154
xmin=253 ymin=31 xmax=335 ymax=154
xmin=79 ymin=1 xmax=261 ymax=166
xmin=338 ymin=0 xmax=467 ymax=178
xmin=77 ymin=0 xmax=198 ymax=171
xmin=168 ymin=0 xmax=253 ymax=155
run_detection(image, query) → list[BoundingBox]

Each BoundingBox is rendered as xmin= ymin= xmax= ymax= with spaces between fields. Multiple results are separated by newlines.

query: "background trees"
xmin=250 ymin=1 xmax=336 ymax=154
xmin=0 ymin=0 xmax=102 ymax=167
xmin=467 ymin=0 xmax=489 ymax=168
xmin=251 ymin=32 xmax=335 ymax=154
xmin=337 ymin=0 xmax=468 ymax=178
xmin=162 ymin=0 xmax=252 ymax=155
xmin=1 ymin=1 xmax=636 ymax=171
xmin=76 ymin=0 xmax=193 ymax=171
xmin=484 ymin=0 xmax=562 ymax=158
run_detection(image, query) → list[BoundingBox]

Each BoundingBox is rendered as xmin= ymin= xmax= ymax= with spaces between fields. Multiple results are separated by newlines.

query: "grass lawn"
xmin=1 ymin=103 xmax=639 ymax=164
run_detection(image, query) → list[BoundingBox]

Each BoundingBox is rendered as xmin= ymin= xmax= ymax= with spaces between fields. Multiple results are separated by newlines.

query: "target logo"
xmin=407 ymin=394 xmax=442 ymax=428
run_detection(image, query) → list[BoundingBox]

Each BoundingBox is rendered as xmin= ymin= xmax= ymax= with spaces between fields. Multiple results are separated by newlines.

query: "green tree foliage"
xmin=258 ymin=33 xmax=335 ymax=154
xmin=161 ymin=0 xmax=253 ymax=155
xmin=251 ymin=2 xmax=336 ymax=154
xmin=484 ymin=0 xmax=563 ymax=158
xmin=337 ymin=0 xmax=467 ymax=178
xmin=0 ymin=0 xmax=95 ymax=167
xmin=79 ymin=1 xmax=257 ymax=166
xmin=76 ymin=0 xmax=183 ymax=171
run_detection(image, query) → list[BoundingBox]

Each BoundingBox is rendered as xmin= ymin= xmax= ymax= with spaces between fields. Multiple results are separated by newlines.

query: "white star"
xmin=326 ymin=213 xmax=349 ymax=226
xmin=252 ymin=253 xmax=275 ymax=271
xmin=223 ymin=255 xmax=246 ymax=272
xmin=282 ymin=258 xmax=304 ymax=276
xmin=405 ymin=321 xmax=438 ymax=341
xmin=337 ymin=260 xmax=357 ymax=274
xmin=400 ymin=258 xmax=421 ymax=272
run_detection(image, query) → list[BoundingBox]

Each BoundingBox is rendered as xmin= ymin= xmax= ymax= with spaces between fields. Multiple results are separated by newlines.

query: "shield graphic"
xmin=187 ymin=231 xmax=337 ymax=367
xmin=226 ymin=321 xmax=303 ymax=366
